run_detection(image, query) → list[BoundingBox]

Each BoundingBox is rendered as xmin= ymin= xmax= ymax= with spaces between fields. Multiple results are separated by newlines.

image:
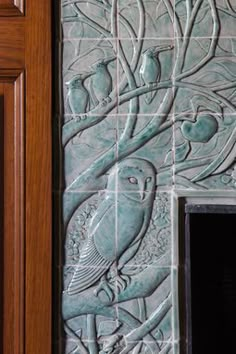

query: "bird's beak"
xmin=154 ymin=44 xmax=174 ymax=53
xmin=104 ymin=56 xmax=116 ymax=64
xmin=81 ymin=71 xmax=95 ymax=80
xmin=65 ymin=72 xmax=94 ymax=85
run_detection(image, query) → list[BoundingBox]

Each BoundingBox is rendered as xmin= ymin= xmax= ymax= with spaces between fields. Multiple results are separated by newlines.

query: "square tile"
xmin=61 ymin=1 xmax=115 ymax=39
xmin=64 ymin=191 xmax=117 ymax=259
xmin=173 ymin=114 xmax=236 ymax=190
xmin=174 ymin=0 xmax=217 ymax=38
xmin=117 ymin=115 xmax=173 ymax=186
xmin=174 ymin=37 xmax=214 ymax=82
xmin=216 ymin=0 xmax=236 ymax=37
xmin=116 ymin=270 xmax=173 ymax=348
xmin=118 ymin=0 xmax=174 ymax=39
xmin=118 ymin=39 xmax=175 ymax=115
xmin=173 ymin=37 xmax=236 ymax=115
xmin=62 ymin=39 xmax=118 ymax=116
xmin=63 ymin=115 xmax=117 ymax=188
xmin=116 ymin=191 xmax=172 ymax=268
xmin=174 ymin=0 xmax=236 ymax=39
xmin=61 ymin=308 xmax=120 ymax=350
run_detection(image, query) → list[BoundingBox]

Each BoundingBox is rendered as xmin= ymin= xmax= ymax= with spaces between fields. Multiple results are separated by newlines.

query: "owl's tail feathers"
xmin=67 ymin=241 xmax=111 ymax=295
xmin=67 ymin=266 xmax=108 ymax=295
xmin=145 ymin=90 xmax=156 ymax=105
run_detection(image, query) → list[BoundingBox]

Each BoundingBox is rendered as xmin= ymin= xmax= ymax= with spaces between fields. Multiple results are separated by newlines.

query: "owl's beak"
xmin=139 ymin=190 xmax=145 ymax=200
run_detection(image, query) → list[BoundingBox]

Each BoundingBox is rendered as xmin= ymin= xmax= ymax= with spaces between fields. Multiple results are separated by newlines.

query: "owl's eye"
xmin=146 ymin=177 xmax=152 ymax=183
xmin=128 ymin=177 xmax=138 ymax=184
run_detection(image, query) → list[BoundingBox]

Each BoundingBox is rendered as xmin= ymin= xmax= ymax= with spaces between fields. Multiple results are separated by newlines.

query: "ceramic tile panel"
xmin=118 ymin=0 xmax=174 ymax=39
xmin=117 ymin=115 xmax=173 ymax=187
xmin=62 ymin=1 xmax=117 ymax=40
xmin=62 ymin=39 xmax=118 ymax=117
xmin=173 ymin=113 xmax=236 ymax=190
xmin=116 ymin=192 xmax=172 ymax=267
xmin=118 ymin=39 xmax=175 ymax=115
xmin=58 ymin=0 xmax=236 ymax=353
xmin=64 ymin=115 xmax=117 ymax=188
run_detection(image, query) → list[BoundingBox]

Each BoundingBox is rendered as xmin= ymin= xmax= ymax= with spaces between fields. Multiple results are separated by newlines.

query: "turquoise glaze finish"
xmin=181 ymin=114 xmax=218 ymax=143
xmin=63 ymin=192 xmax=173 ymax=353
xmin=58 ymin=0 xmax=236 ymax=353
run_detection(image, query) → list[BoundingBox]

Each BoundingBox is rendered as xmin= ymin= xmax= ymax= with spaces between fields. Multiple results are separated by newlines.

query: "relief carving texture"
xmin=58 ymin=0 xmax=236 ymax=353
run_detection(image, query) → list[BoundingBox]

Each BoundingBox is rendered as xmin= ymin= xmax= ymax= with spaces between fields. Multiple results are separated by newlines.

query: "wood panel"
xmin=0 ymin=0 xmax=24 ymax=16
xmin=0 ymin=75 xmax=24 ymax=354
xmin=0 ymin=1 xmax=52 ymax=354
xmin=0 ymin=19 xmax=24 ymax=68
xmin=25 ymin=1 xmax=52 ymax=353
xmin=0 ymin=83 xmax=4 ymax=354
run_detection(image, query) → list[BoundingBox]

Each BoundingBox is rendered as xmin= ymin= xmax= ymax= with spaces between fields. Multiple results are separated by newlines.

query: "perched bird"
xmin=66 ymin=72 xmax=94 ymax=114
xmin=67 ymin=158 xmax=156 ymax=300
xmin=90 ymin=57 xmax=116 ymax=107
xmin=140 ymin=44 xmax=173 ymax=104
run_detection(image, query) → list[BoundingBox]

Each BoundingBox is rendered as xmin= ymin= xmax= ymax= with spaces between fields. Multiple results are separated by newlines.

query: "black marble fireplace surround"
xmin=183 ymin=205 xmax=236 ymax=354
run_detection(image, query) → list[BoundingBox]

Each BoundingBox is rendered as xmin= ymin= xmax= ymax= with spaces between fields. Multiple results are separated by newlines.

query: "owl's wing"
xmin=118 ymin=239 xmax=142 ymax=270
xmin=67 ymin=199 xmax=115 ymax=295
xmin=117 ymin=207 xmax=153 ymax=269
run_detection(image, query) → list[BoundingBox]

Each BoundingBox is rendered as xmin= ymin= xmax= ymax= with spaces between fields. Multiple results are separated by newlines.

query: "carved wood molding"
xmin=0 ymin=0 xmax=24 ymax=16
xmin=0 ymin=71 xmax=24 ymax=354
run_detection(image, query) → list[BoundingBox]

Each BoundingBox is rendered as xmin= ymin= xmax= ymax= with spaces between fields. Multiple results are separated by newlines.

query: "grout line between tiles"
xmin=60 ymin=35 xmax=236 ymax=40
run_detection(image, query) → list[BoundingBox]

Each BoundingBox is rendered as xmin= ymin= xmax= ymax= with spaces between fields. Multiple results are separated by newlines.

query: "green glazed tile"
xmin=58 ymin=0 xmax=236 ymax=352
xmin=118 ymin=0 xmax=174 ymax=39
xmin=118 ymin=39 xmax=175 ymax=115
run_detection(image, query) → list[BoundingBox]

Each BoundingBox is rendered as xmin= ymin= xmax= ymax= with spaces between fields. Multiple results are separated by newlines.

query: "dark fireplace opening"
xmin=184 ymin=205 xmax=236 ymax=354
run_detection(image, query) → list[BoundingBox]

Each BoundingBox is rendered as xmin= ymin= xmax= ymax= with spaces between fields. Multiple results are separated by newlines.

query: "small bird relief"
xmin=139 ymin=44 xmax=173 ymax=105
xmin=64 ymin=170 xmax=172 ymax=354
xmin=66 ymin=56 xmax=116 ymax=118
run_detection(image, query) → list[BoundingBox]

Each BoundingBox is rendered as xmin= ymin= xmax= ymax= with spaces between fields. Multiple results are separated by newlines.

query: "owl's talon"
xmin=123 ymin=274 xmax=131 ymax=286
xmin=94 ymin=279 xmax=115 ymax=302
xmin=101 ymin=99 xmax=107 ymax=107
xmin=106 ymin=96 xmax=112 ymax=103
xmin=113 ymin=274 xmax=130 ymax=293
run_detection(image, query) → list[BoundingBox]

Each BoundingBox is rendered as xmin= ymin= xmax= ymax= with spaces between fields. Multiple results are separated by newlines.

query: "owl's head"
xmin=107 ymin=158 xmax=156 ymax=201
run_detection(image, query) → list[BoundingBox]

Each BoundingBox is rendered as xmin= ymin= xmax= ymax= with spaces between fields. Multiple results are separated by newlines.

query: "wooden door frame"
xmin=25 ymin=2 xmax=52 ymax=353
xmin=0 ymin=1 xmax=52 ymax=354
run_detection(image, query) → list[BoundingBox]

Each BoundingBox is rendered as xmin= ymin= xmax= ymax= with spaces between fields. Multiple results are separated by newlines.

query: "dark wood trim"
xmin=0 ymin=83 xmax=4 ymax=354
xmin=13 ymin=73 xmax=25 ymax=354
xmin=0 ymin=1 xmax=52 ymax=352
xmin=0 ymin=72 xmax=25 ymax=354
xmin=25 ymin=1 xmax=52 ymax=353
xmin=0 ymin=0 xmax=24 ymax=16
xmin=0 ymin=19 xmax=25 ymax=68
